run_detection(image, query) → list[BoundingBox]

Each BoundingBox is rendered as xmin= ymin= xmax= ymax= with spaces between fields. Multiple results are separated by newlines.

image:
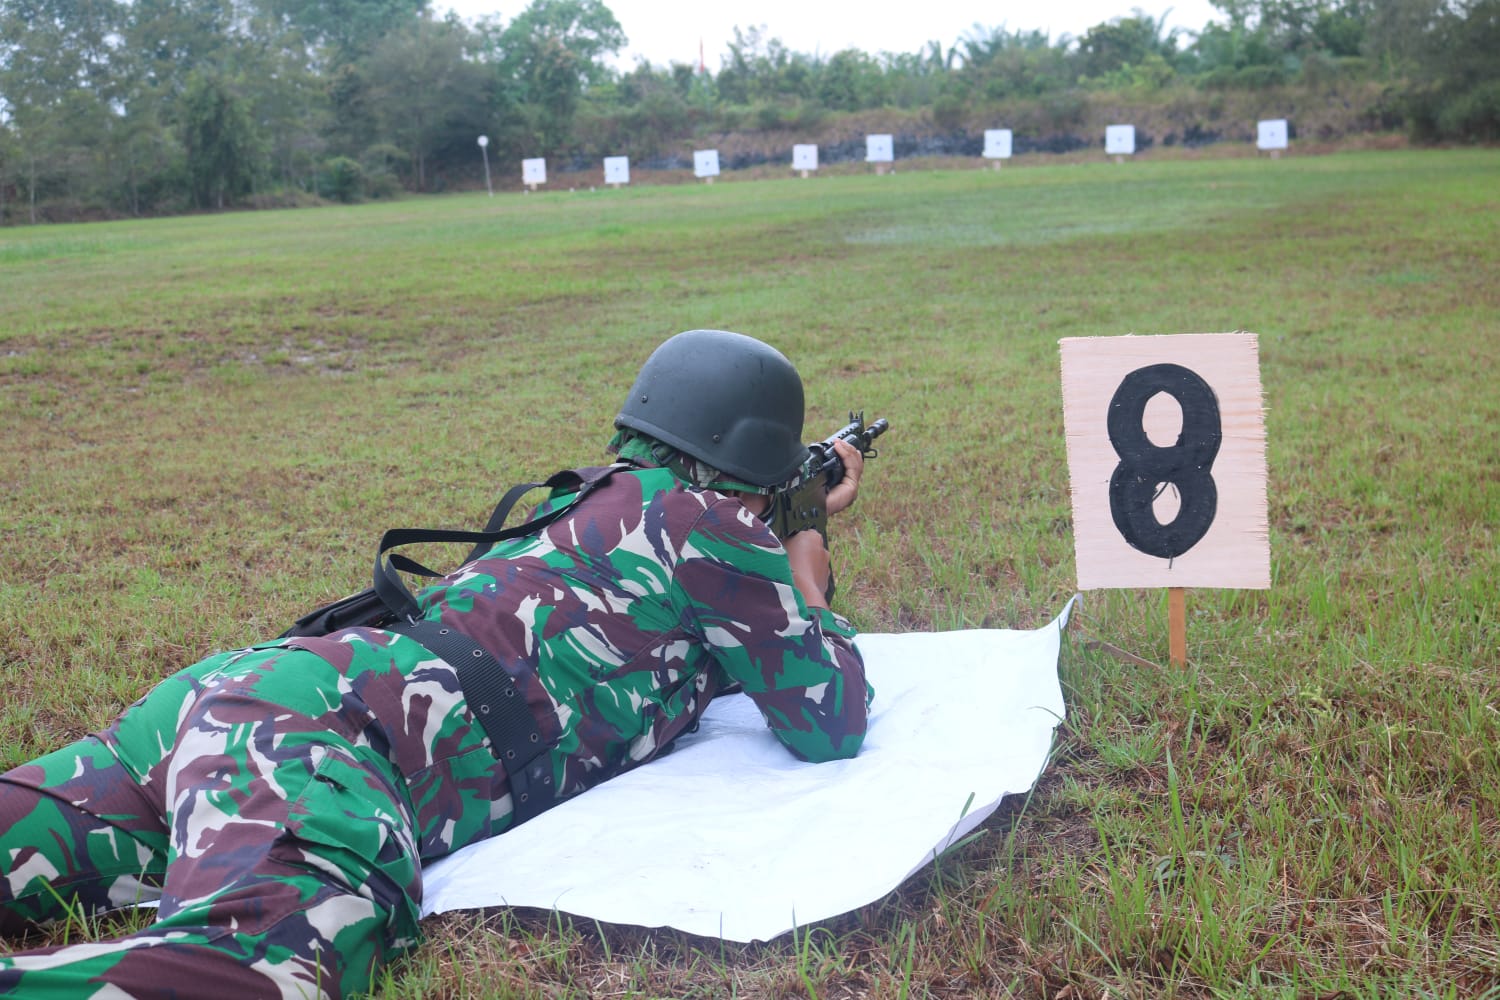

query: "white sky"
xmin=439 ymin=0 xmax=1228 ymax=70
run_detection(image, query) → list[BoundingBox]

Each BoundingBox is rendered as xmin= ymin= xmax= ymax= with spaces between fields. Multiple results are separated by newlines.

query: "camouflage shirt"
xmin=406 ymin=465 xmax=871 ymax=804
xmin=0 ymin=466 xmax=869 ymax=998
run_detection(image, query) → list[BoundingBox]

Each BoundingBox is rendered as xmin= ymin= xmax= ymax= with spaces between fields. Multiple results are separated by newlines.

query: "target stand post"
xmin=1168 ymin=587 xmax=1187 ymax=666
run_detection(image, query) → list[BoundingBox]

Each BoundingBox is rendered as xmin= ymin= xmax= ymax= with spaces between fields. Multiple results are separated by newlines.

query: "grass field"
xmin=2 ymin=148 xmax=1498 ymax=997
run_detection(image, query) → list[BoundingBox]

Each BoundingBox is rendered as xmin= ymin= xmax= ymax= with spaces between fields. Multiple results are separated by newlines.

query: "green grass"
xmin=3 ymin=148 xmax=1498 ymax=996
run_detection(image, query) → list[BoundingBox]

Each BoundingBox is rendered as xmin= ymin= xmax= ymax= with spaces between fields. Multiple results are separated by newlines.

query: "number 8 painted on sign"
xmin=1106 ymin=363 xmax=1222 ymax=560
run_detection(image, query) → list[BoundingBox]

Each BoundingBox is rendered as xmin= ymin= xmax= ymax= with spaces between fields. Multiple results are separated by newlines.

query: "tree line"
xmin=1 ymin=0 xmax=1495 ymax=222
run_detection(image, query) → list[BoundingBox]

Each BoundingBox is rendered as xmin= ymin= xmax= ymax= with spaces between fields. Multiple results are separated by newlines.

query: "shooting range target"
xmin=983 ymin=129 xmax=1013 ymax=159
xmin=1060 ymin=333 xmax=1269 ymax=590
xmin=1105 ymin=125 xmax=1136 ymax=156
xmin=694 ymin=149 xmax=721 ymax=178
xmin=603 ymin=156 xmax=630 ymax=185
xmin=1257 ymin=119 xmax=1289 ymax=151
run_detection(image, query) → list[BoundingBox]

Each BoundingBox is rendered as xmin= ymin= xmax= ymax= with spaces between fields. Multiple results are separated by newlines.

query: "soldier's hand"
xmin=825 ymin=438 xmax=863 ymax=517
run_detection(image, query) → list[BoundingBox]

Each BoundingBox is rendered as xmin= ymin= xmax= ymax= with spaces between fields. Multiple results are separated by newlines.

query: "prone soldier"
xmin=0 ymin=329 xmax=875 ymax=999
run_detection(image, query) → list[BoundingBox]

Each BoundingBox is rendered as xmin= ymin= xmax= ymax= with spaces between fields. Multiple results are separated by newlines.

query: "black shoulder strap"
xmin=373 ymin=464 xmax=627 ymax=623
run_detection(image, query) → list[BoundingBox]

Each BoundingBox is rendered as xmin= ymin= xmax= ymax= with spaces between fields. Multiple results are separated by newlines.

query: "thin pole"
xmin=1169 ymin=587 xmax=1187 ymax=667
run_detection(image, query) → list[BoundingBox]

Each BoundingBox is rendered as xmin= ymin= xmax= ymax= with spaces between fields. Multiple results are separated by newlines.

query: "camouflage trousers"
xmin=0 ymin=631 xmax=517 ymax=999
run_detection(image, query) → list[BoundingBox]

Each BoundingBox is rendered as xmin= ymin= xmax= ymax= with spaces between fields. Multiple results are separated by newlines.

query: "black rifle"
xmin=762 ymin=412 xmax=889 ymax=545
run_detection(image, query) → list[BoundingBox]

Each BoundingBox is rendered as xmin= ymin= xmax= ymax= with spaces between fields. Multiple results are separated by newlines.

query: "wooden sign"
xmin=1060 ymin=333 xmax=1269 ymax=592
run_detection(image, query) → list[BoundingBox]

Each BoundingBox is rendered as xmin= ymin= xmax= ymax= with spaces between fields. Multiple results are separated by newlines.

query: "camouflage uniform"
xmin=0 ymin=465 xmax=871 ymax=999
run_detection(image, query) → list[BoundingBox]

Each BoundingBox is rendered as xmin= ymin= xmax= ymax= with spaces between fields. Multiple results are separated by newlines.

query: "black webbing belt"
xmin=384 ymin=618 xmax=558 ymax=825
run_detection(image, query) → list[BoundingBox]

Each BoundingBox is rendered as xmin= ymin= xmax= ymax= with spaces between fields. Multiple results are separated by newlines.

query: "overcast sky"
xmin=439 ymin=0 xmax=1228 ymax=70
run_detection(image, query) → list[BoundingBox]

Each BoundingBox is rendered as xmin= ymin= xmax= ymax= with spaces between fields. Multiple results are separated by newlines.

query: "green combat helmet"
xmin=616 ymin=329 xmax=809 ymax=487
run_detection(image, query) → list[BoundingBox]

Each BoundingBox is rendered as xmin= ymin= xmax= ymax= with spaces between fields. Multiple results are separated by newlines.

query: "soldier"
xmin=0 ymin=329 xmax=872 ymax=999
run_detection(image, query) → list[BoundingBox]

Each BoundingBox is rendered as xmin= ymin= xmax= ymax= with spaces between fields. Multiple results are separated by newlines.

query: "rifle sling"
xmin=373 ymin=465 xmax=626 ymax=622
xmin=370 ymin=464 xmax=629 ymax=825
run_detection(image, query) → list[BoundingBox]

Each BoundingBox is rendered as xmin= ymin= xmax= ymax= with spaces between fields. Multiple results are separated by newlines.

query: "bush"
xmin=319 ymin=156 xmax=366 ymax=203
xmin=1436 ymin=80 xmax=1500 ymax=142
xmin=1038 ymin=91 xmax=1087 ymax=130
xmin=1199 ymin=64 xmax=1288 ymax=92
xmin=785 ymin=101 xmax=828 ymax=131
xmin=365 ymin=170 xmax=403 ymax=199
xmin=1232 ymin=64 xmax=1289 ymax=91
xmin=754 ymin=102 xmax=786 ymax=130
xmin=361 ymin=144 xmax=410 ymax=190
xmin=715 ymin=106 xmax=749 ymax=131
xmin=932 ymin=94 xmax=967 ymax=131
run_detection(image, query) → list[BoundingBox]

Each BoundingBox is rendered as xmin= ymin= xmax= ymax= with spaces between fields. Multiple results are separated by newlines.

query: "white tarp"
xmin=419 ymin=600 xmax=1074 ymax=942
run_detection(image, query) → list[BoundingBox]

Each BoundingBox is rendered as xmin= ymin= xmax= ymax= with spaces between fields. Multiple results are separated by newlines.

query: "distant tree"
xmin=818 ymin=49 xmax=887 ymax=110
xmin=325 ymin=62 xmax=377 ymax=158
xmin=112 ymin=106 xmax=182 ymax=215
xmin=248 ymin=45 xmax=327 ymax=193
xmin=180 ymin=70 xmax=264 ymax=208
xmin=881 ymin=42 xmax=956 ymax=108
xmin=365 ymin=15 xmax=488 ymax=189
xmin=1403 ymin=0 xmax=1500 ymax=140
xmin=1182 ymin=19 xmax=1278 ymax=77
xmin=1359 ymin=0 xmax=1446 ymax=71
xmin=1312 ymin=0 xmax=1367 ymax=56
xmin=0 ymin=0 xmax=129 ymax=216
xmin=260 ymin=0 xmax=429 ymax=63
xmin=1076 ymin=10 xmax=1181 ymax=79
xmin=1183 ymin=0 xmax=1363 ymax=80
xmin=490 ymin=0 xmax=625 ymax=154
xmin=954 ymin=25 xmax=1070 ymax=98
xmin=959 ymin=24 xmax=1054 ymax=68
xmin=122 ymin=0 xmax=237 ymax=102
xmin=715 ymin=26 xmax=817 ymax=105
xmin=0 ymin=122 xmax=13 ymax=222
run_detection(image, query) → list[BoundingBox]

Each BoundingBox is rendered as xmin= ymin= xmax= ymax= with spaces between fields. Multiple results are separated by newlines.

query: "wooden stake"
xmin=1168 ymin=587 xmax=1187 ymax=667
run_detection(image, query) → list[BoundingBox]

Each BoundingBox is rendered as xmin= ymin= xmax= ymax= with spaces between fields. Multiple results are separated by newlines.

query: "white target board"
xmin=1059 ymin=333 xmax=1269 ymax=591
xmin=603 ymin=156 xmax=630 ymax=185
xmin=866 ymin=134 xmax=894 ymax=163
xmin=792 ymin=144 xmax=819 ymax=172
xmin=1257 ymin=119 xmax=1289 ymax=151
xmin=693 ymin=149 xmax=720 ymax=178
xmin=983 ymin=129 xmax=1013 ymax=160
xmin=1105 ymin=125 xmax=1136 ymax=156
xmin=521 ymin=158 xmax=547 ymax=186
